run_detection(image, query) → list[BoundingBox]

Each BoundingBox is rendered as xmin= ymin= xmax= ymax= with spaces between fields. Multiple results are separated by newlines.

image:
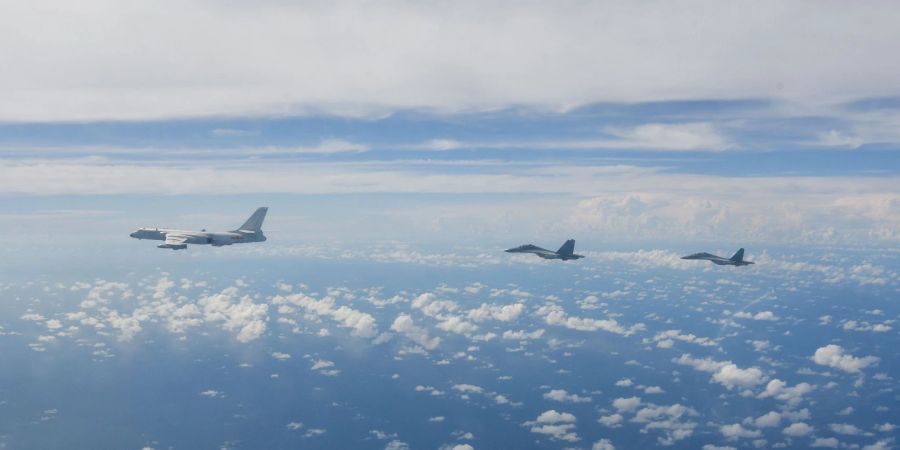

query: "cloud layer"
xmin=2 ymin=1 xmax=900 ymax=121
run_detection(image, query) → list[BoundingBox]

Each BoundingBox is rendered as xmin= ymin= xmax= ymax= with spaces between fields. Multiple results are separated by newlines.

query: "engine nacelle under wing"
xmin=157 ymin=244 xmax=188 ymax=250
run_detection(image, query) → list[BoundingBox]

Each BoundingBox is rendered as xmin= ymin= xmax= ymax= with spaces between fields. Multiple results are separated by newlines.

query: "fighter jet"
xmin=681 ymin=248 xmax=754 ymax=266
xmin=130 ymin=207 xmax=268 ymax=250
xmin=505 ymin=239 xmax=584 ymax=260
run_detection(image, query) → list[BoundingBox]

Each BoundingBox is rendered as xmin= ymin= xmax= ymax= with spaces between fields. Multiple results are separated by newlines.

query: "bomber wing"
xmin=158 ymin=234 xmax=189 ymax=250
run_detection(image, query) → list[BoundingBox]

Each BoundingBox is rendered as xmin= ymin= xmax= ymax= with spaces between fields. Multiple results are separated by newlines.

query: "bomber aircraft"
xmin=681 ymin=248 xmax=754 ymax=266
xmin=130 ymin=207 xmax=268 ymax=250
xmin=505 ymin=239 xmax=584 ymax=261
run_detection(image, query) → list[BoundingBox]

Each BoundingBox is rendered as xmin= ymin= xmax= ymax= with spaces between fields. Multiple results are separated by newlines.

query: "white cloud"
xmin=543 ymin=389 xmax=592 ymax=403
xmin=603 ymin=123 xmax=732 ymax=151
xmin=524 ymin=410 xmax=579 ymax=442
xmin=612 ymin=396 xmax=642 ymax=412
xmin=390 ymin=314 xmax=440 ymax=350
xmin=651 ymin=330 xmax=716 ymax=348
xmin=310 ymin=359 xmax=338 ymax=376
xmin=384 ymin=441 xmax=409 ymax=450
xmin=630 ymin=403 xmax=698 ymax=445
xmin=674 ymin=354 xmax=765 ymax=390
xmin=411 ymin=293 xmax=459 ymax=317
xmin=720 ymin=423 xmax=762 ymax=440
xmin=439 ymin=445 xmax=474 ymax=450
xmin=200 ymin=287 xmax=268 ymax=343
xmin=733 ymin=311 xmax=779 ymax=321
xmin=273 ymin=293 xmax=377 ymax=338
xmin=756 ymin=380 xmax=814 ymax=405
xmin=598 ymin=414 xmax=623 ymax=427
xmin=534 ymin=410 xmax=577 ymax=424
xmin=748 ymin=412 xmax=782 ymax=428
xmin=535 ymin=304 xmax=642 ymax=335
xmin=3 ymin=1 xmax=899 ymax=121
xmin=712 ymin=364 xmax=766 ymax=390
xmin=467 ymin=303 xmax=525 ymax=322
xmin=862 ymin=440 xmax=894 ymax=450
xmin=813 ymin=344 xmax=880 ymax=373
xmin=829 ymin=423 xmax=862 ymax=435
xmin=502 ymin=329 xmax=545 ymax=340
xmin=435 ymin=315 xmax=478 ymax=335
xmin=811 ymin=437 xmax=840 ymax=448
xmin=592 ymin=439 xmax=615 ymax=450
xmin=271 ymin=352 xmax=291 ymax=361
xmin=782 ymin=422 xmax=814 ymax=437
xmin=452 ymin=384 xmax=483 ymax=394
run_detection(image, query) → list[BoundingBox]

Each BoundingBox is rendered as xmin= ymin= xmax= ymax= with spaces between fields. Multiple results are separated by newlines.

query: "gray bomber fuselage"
xmin=129 ymin=228 xmax=265 ymax=246
xmin=130 ymin=207 xmax=268 ymax=250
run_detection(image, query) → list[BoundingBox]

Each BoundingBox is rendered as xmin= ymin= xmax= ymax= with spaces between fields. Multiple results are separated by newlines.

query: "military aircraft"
xmin=505 ymin=239 xmax=584 ymax=260
xmin=681 ymin=248 xmax=754 ymax=266
xmin=130 ymin=207 xmax=268 ymax=250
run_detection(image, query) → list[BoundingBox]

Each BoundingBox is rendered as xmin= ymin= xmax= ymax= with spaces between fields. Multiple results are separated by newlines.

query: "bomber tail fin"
xmin=730 ymin=248 xmax=745 ymax=262
xmin=557 ymin=239 xmax=576 ymax=256
xmin=237 ymin=207 xmax=268 ymax=232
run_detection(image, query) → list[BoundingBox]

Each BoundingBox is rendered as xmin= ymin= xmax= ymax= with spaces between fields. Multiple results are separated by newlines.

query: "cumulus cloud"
xmin=535 ymin=304 xmax=643 ymax=335
xmin=543 ymin=389 xmax=592 ymax=403
xmin=200 ymin=287 xmax=268 ymax=343
xmin=782 ymin=422 xmax=814 ymax=437
xmin=811 ymin=437 xmax=840 ymax=448
xmin=813 ymin=345 xmax=880 ymax=373
xmin=391 ymin=314 xmax=440 ymax=350
xmin=452 ymin=384 xmax=483 ymax=395
xmin=502 ymin=329 xmax=545 ymax=340
xmin=829 ymin=423 xmax=863 ymax=435
xmin=650 ymin=330 xmax=717 ymax=348
xmin=524 ymin=410 xmax=579 ymax=442
xmin=273 ymin=293 xmax=378 ymax=338
xmin=467 ymin=303 xmax=525 ymax=322
xmin=720 ymin=423 xmax=762 ymax=440
xmin=712 ymin=364 xmax=766 ymax=390
xmin=673 ymin=354 xmax=766 ymax=390
xmin=733 ymin=311 xmax=779 ymax=321
xmin=756 ymin=380 xmax=815 ymax=405
xmin=435 ymin=315 xmax=478 ymax=335
xmin=612 ymin=397 xmax=642 ymax=412
xmin=630 ymin=403 xmax=698 ymax=445
xmin=598 ymin=414 xmax=623 ymax=427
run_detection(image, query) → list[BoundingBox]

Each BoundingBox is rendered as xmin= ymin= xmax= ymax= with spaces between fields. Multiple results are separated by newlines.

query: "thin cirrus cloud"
xmin=1 ymin=1 xmax=899 ymax=122
xmin=416 ymin=123 xmax=733 ymax=152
